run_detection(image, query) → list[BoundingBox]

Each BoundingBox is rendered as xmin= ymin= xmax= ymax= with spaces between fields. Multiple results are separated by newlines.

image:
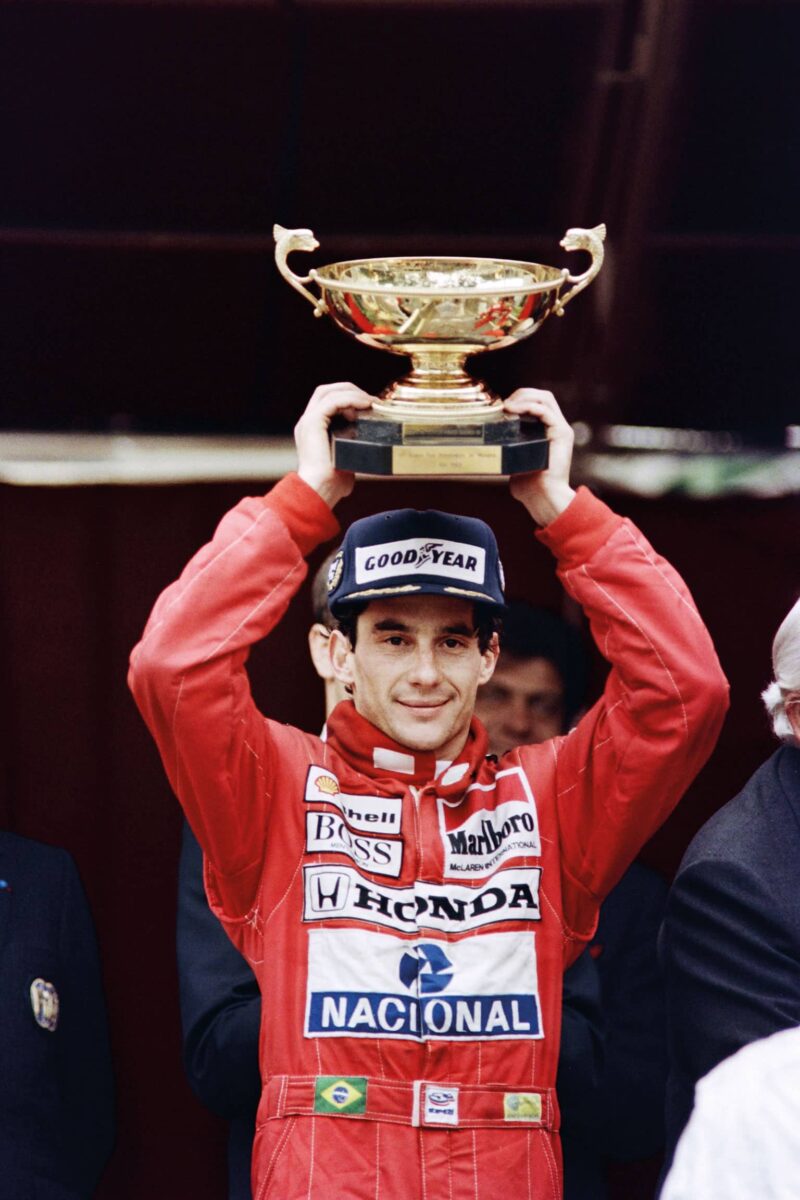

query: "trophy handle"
xmin=554 ymin=224 xmax=607 ymax=314
xmin=273 ymin=224 xmax=328 ymax=317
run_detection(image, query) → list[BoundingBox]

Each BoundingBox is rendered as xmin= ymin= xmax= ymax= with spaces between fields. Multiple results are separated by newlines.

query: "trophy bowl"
xmin=274 ymin=224 xmax=606 ymax=474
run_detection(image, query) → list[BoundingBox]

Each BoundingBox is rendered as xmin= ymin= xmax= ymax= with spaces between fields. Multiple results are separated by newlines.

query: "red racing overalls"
xmin=129 ymin=475 xmax=728 ymax=1200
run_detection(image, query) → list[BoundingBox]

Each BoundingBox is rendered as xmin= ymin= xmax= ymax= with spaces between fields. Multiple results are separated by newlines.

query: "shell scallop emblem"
xmin=316 ymin=775 xmax=340 ymax=796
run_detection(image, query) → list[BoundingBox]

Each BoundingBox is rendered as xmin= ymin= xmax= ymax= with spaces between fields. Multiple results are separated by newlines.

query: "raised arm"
xmin=507 ymin=392 xmax=729 ymax=938
xmin=128 ymin=384 xmax=370 ymax=916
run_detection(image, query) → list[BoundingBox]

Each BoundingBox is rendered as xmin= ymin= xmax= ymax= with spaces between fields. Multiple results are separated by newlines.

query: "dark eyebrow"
xmin=371 ymin=619 xmax=476 ymax=638
xmin=373 ymin=619 xmax=411 ymax=633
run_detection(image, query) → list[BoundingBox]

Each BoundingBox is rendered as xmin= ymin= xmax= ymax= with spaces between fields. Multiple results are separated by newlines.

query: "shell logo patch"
xmin=315 ymin=775 xmax=340 ymax=797
xmin=314 ymin=1076 xmax=367 ymax=1115
xmin=30 ymin=978 xmax=59 ymax=1032
xmin=504 ymin=1092 xmax=542 ymax=1122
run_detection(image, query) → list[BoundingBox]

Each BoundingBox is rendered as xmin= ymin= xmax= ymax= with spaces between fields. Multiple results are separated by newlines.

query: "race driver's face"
xmin=332 ymin=595 xmax=498 ymax=761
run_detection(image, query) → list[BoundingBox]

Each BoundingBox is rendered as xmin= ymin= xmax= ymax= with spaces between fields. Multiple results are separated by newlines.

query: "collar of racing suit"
xmin=324 ymin=700 xmax=490 ymax=801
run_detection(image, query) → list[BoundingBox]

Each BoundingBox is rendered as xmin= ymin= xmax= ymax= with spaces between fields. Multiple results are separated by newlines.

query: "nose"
xmin=407 ymin=644 xmax=442 ymax=688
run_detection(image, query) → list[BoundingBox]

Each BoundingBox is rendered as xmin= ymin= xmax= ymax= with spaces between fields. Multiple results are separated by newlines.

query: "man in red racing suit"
xmin=129 ymin=384 xmax=728 ymax=1200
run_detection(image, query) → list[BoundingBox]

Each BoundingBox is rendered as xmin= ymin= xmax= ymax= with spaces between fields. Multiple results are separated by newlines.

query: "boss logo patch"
xmin=305 ymin=812 xmax=403 ymax=878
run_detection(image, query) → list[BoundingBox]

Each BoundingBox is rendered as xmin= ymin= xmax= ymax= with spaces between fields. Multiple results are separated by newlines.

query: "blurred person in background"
xmin=660 ymin=595 xmax=800 ymax=1179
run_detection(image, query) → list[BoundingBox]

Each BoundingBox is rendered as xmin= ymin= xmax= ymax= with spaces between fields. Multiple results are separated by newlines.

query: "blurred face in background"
xmin=476 ymin=655 xmax=566 ymax=756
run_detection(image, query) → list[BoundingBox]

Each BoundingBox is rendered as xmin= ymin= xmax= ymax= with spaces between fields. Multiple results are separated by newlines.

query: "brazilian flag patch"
xmin=504 ymin=1092 xmax=542 ymax=1122
xmin=313 ymin=1076 xmax=368 ymax=1116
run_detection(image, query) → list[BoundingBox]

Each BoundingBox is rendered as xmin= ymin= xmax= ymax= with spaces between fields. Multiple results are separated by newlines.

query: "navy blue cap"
xmin=327 ymin=509 xmax=506 ymax=616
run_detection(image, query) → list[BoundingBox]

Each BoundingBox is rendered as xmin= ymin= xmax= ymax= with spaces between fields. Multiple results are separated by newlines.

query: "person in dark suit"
xmin=660 ymin=595 xmax=800 ymax=1179
xmin=0 ymin=832 xmax=115 ymax=1200
xmin=475 ymin=603 xmax=668 ymax=1200
xmin=176 ymin=824 xmax=261 ymax=1200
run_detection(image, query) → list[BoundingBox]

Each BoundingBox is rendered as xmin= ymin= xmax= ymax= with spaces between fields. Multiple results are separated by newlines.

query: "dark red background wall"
xmin=1 ymin=478 xmax=797 ymax=1198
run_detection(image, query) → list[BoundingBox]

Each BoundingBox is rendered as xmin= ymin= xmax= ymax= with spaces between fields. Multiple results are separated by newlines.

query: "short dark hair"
xmin=500 ymin=602 xmax=588 ymax=726
xmin=336 ymin=601 xmax=501 ymax=654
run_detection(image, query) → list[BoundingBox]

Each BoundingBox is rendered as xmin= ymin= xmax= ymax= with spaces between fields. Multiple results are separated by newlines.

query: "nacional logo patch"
xmin=439 ymin=767 xmax=542 ymax=878
xmin=503 ymin=1092 xmax=543 ymax=1122
xmin=305 ymin=927 xmax=544 ymax=1042
xmin=354 ymin=538 xmax=486 ymax=587
xmin=305 ymin=766 xmax=402 ymax=835
xmin=302 ymin=864 xmax=541 ymax=933
xmin=313 ymin=1076 xmax=367 ymax=1115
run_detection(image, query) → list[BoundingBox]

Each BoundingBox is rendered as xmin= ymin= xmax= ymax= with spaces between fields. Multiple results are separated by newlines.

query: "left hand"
xmin=504 ymin=389 xmax=576 ymax=525
xmin=295 ymin=382 xmax=374 ymax=508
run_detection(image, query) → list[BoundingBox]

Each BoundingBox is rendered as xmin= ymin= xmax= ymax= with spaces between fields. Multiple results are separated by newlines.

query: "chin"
xmin=396 ymin=717 xmax=458 ymax=756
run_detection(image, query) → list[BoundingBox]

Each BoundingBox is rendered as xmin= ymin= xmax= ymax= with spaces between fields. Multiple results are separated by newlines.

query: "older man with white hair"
xmin=660 ymin=596 xmax=800 ymax=1183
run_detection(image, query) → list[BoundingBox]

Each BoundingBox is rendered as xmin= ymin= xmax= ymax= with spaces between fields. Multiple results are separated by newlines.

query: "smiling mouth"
xmin=397 ymin=700 xmax=449 ymax=711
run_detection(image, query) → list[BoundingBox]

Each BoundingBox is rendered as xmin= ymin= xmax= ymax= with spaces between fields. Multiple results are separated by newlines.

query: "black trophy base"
xmin=332 ymin=413 xmax=549 ymax=477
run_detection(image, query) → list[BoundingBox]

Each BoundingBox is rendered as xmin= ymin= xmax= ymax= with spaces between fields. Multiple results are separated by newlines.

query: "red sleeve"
xmin=529 ymin=488 xmax=729 ymax=944
xmin=128 ymin=474 xmax=339 ymax=917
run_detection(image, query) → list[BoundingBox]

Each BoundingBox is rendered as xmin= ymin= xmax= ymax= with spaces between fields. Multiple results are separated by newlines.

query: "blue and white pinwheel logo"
xmin=399 ymin=943 xmax=454 ymax=995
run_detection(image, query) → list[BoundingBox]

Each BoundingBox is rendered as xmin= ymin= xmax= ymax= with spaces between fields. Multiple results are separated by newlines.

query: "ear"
xmin=788 ymin=697 xmax=800 ymax=744
xmin=329 ymin=627 xmax=355 ymax=689
xmin=477 ymin=631 xmax=500 ymax=686
xmin=308 ymin=623 xmax=335 ymax=682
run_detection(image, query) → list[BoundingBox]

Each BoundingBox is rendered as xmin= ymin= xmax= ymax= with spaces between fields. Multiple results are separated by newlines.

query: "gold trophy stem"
xmin=372 ymin=351 xmax=502 ymax=420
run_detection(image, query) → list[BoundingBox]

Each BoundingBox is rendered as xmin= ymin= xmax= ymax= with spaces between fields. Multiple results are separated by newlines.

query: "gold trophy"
xmin=274 ymin=223 xmax=606 ymax=476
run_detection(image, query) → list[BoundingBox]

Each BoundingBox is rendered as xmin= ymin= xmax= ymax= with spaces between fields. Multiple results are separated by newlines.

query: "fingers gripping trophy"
xmin=274 ymin=222 xmax=606 ymax=477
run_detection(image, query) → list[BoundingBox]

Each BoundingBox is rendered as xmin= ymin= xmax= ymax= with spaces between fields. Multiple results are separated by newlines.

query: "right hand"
xmin=295 ymin=382 xmax=374 ymax=508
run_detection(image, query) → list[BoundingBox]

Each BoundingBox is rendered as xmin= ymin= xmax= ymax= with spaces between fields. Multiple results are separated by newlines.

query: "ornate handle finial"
xmin=554 ymin=224 xmax=607 ymax=314
xmin=273 ymin=224 xmax=327 ymax=317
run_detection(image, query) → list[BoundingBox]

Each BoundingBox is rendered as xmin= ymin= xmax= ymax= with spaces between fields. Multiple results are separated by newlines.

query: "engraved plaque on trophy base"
xmin=332 ymin=413 xmax=549 ymax=477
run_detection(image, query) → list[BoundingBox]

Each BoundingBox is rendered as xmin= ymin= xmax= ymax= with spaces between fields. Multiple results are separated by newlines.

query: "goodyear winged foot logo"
xmin=354 ymin=537 xmax=486 ymax=585
xmin=313 ymin=1076 xmax=367 ymax=1115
